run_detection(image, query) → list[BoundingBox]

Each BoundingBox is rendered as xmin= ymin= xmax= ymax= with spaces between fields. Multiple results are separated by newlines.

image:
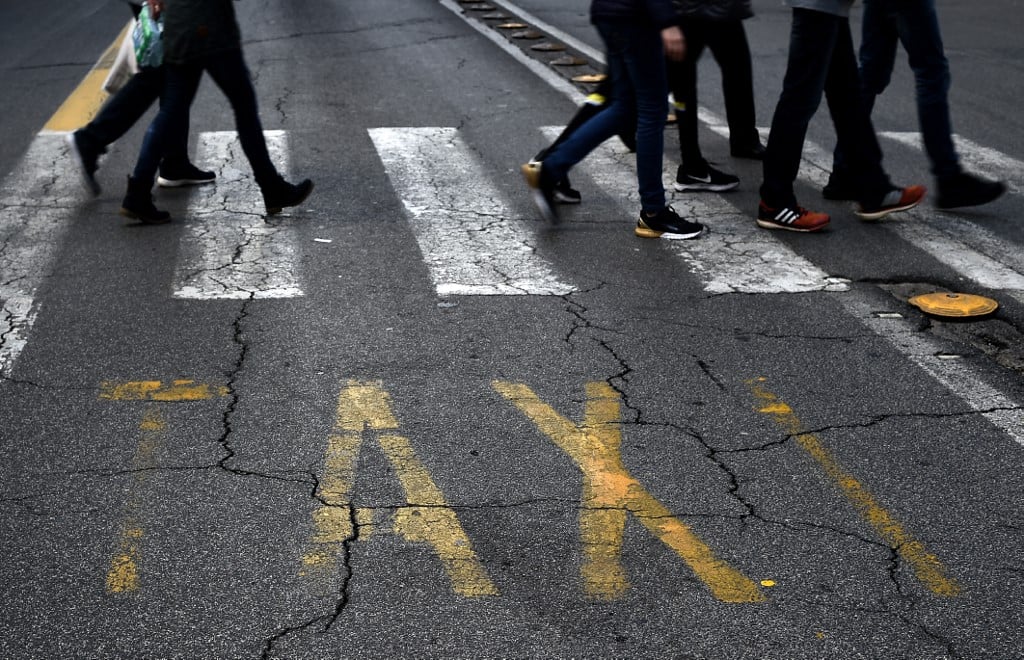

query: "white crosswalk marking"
xmin=0 ymin=134 xmax=82 ymax=377
xmin=789 ymin=132 xmax=1024 ymax=294
xmin=369 ymin=127 xmax=575 ymax=297
xmin=881 ymin=131 xmax=1023 ymax=195
xmin=542 ymin=126 xmax=849 ymax=294
xmin=172 ymin=131 xmax=304 ymax=299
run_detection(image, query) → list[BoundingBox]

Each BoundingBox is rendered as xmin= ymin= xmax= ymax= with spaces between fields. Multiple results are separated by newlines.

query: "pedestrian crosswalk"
xmin=1 ymin=125 xmax=1022 ymax=381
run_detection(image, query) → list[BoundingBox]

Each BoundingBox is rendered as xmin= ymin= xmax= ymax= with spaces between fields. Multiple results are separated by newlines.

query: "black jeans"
xmin=132 ymin=48 xmax=279 ymax=188
xmin=667 ymin=18 xmax=759 ymax=170
xmin=760 ymin=8 xmax=892 ymax=208
xmin=77 ymin=66 xmax=190 ymax=168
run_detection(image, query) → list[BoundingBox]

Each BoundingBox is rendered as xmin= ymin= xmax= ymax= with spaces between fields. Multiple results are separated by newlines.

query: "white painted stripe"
xmin=0 ymin=133 xmax=84 ymax=377
xmin=792 ymin=134 xmax=1024 ymax=293
xmin=172 ymin=131 xmax=304 ymax=300
xmin=881 ymin=131 xmax=1023 ymax=195
xmin=438 ymin=0 xmax=585 ymax=105
xmin=485 ymin=0 xmax=605 ymax=64
xmin=369 ymin=127 xmax=575 ymax=296
xmin=542 ymin=127 xmax=848 ymax=295
xmin=842 ymin=292 xmax=1024 ymax=448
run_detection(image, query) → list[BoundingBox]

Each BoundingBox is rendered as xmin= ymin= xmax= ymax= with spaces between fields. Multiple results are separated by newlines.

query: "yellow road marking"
xmin=105 ymin=406 xmax=163 ymax=594
xmin=747 ymin=378 xmax=961 ymax=597
xmin=303 ymin=381 xmax=497 ymax=597
xmin=100 ymin=380 xmax=230 ymax=402
xmin=44 ymin=22 xmax=132 ymax=132
xmin=493 ymin=381 xmax=764 ymax=603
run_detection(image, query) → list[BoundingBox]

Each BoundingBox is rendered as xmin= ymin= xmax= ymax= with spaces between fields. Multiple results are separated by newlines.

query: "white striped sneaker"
xmin=756 ymin=201 xmax=830 ymax=232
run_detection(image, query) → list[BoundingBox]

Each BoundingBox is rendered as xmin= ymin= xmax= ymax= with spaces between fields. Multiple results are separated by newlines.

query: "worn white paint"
xmin=172 ymin=131 xmax=304 ymax=300
xmin=0 ymin=134 xmax=82 ymax=377
xmin=369 ymin=127 xmax=575 ymax=296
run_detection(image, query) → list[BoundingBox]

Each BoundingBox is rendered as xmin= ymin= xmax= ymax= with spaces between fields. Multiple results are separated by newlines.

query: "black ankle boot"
xmin=261 ymin=177 xmax=314 ymax=215
xmin=120 ymin=176 xmax=171 ymax=224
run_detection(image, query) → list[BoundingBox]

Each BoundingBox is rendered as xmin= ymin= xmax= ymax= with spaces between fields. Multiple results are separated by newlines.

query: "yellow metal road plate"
xmin=909 ymin=292 xmax=998 ymax=318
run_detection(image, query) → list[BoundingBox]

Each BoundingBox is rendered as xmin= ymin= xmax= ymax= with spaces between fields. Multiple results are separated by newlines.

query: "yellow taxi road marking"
xmin=493 ymin=381 xmax=765 ymax=603
xmin=303 ymin=381 xmax=497 ymax=597
xmin=383 ymin=434 xmax=498 ymax=597
xmin=747 ymin=378 xmax=961 ymax=597
xmin=105 ymin=406 xmax=163 ymax=594
xmin=43 ymin=21 xmax=132 ymax=133
xmin=100 ymin=380 xmax=231 ymax=402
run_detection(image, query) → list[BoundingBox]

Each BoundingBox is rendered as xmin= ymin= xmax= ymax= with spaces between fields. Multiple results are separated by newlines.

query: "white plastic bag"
xmin=103 ymin=21 xmax=140 ymax=94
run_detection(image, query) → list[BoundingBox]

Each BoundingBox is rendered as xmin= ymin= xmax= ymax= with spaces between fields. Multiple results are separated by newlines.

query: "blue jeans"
xmin=541 ymin=20 xmax=668 ymax=213
xmin=132 ymin=48 xmax=279 ymax=188
xmin=760 ymin=8 xmax=891 ymax=208
xmin=858 ymin=0 xmax=958 ymax=179
xmin=79 ymin=66 xmax=190 ymax=168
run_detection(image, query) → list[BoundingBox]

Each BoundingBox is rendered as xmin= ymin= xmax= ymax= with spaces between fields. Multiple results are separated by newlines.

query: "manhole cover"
xmin=909 ymin=292 xmax=999 ymax=318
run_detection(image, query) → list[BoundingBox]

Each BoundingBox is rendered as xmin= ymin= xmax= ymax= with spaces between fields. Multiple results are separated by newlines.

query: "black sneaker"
xmin=521 ymin=160 xmax=559 ymax=223
xmin=553 ymin=177 xmax=581 ymax=204
xmin=263 ymin=178 xmax=314 ymax=215
xmin=67 ymin=131 xmax=101 ymax=196
xmin=157 ymin=163 xmax=216 ymax=188
xmin=120 ymin=175 xmax=171 ymax=225
xmin=822 ymin=173 xmax=857 ymax=201
xmin=936 ymin=172 xmax=1006 ymax=209
xmin=635 ymin=205 xmax=704 ymax=240
xmin=674 ymin=164 xmax=739 ymax=192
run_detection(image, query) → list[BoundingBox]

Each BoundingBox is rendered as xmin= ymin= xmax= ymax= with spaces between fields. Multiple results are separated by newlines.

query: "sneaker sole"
xmin=634 ymin=225 xmax=703 ymax=240
xmin=66 ymin=133 xmax=101 ymax=197
xmin=157 ymin=176 xmax=216 ymax=188
xmin=755 ymin=218 xmax=829 ymax=232
xmin=673 ymin=181 xmax=739 ymax=193
xmin=855 ymin=197 xmax=923 ymax=221
xmin=119 ymin=207 xmax=172 ymax=225
xmin=553 ymin=191 xmax=581 ymax=204
xmin=521 ymin=162 xmax=559 ymax=223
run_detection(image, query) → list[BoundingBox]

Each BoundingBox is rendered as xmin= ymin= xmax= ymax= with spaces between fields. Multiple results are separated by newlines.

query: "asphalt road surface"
xmin=1 ymin=1 xmax=1022 ymax=658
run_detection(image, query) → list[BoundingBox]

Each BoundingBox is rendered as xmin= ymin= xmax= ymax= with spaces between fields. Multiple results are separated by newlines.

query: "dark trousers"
xmin=760 ymin=8 xmax=892 ymax=208
xmin=667 ymin=18 xmax=759 ymax=170
xmin=541 ymin=20 xmax=669 ymax=213
xmin=77 ymin=66 xmax=190 ymax=168
xmin=846 ymin=0 xmax=958 ymax=180
xmin=132 ymin=48 xmax=279 ymax=188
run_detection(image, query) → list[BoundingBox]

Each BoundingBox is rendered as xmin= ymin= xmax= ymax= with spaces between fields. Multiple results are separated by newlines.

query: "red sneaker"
xmin=855 ymin=185 xmax=926 ymax=221
xmin=756 ymin=201 xmax=830 ymax=232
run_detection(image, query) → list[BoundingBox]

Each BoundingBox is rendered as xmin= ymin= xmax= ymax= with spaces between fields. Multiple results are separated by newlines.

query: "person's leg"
xmin=202 ymin=49 xmax=280 ymax=188
xmin=121 ymin=62 xmax=202 ymax=222
xmin=828 ymin=0 xmax=898 ymax=190
xmin=668 ymin=19 xmax=707 ymax=171
xmin=708 ymin=20 xmax=761 ymax=155
xmin=79 ymin=67 xmax=163 ymax=153
xmin=203 ymin=49 xmax=313 ymax=213
xmin=760 ymin=9 xmax=838 ymax=209
xmin=893 ymin=0 xmax=957 ymax=179
xmin=823 ymin=17 xmax=893 ymax=205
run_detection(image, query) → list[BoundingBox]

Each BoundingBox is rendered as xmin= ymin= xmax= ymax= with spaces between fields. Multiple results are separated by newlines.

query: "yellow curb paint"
xmin=303 ymin=381 xmax=497 ymax=597
xmin=493 ymin=381 xmax=765 ymax=604
xmin=44 ymin=22 xmax=132 ymax=132
xmin=100 ymin=380 xmax=230 ymax=402
xmin=747 ymin=378 xmax=961 ymax=597
xmin=105 ymin=406 xmax=163 ymax=595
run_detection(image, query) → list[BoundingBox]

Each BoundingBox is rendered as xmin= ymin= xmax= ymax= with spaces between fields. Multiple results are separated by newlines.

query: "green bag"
xmin=131 ymin=4 xmax=163 ymax=68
